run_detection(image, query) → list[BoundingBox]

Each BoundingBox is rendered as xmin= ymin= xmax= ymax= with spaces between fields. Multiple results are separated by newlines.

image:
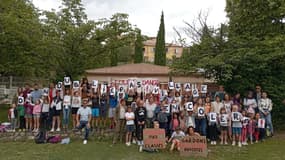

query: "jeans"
xmin=10 ymin=118 xmax=17 ymax=130
xmin=195 ymin=118 xmax=207 ymax=136
xmin=62 ymin=106 xmax=70 ymax=126
xmin=136 ymin=123 xmax=145 ymax=141
xmin=77 ymin=121 xmax=90 ymax=140
xmin=41 ymin=112 xmax=49 ymax=130
xmin=261 ymin=112 xmax=273 ymax=134
xmin=208 ymin=124 xmax=217 ymax=141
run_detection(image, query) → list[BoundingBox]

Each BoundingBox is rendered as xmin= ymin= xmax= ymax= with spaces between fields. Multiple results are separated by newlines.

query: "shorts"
xmin=72 ymin=108 xmax=79 ymax=115
xmin=92 ymin=108 xmax=99 ymax=117
xmin=100 ymin=108 xmax=107 ymax=118
xmin=232 ymin=127 xmax=242 ymax=135
xmin=53 ymin=108 xmax=61 ymax=116
xmin=220 ymin=126 xmax=228 ymax=131
xmin=126 ymin=125 xmax=135 ymax=132
xmin=108 ymin=108 xmax=116 ymax=118
xmin=33 ymin=114 xmax=41 ymax=118
xmin=25 ymin=114 xmax=33 ymax=119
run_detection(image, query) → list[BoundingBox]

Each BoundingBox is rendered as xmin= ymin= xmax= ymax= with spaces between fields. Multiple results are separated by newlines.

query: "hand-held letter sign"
xmin=64 ymin=77 xmax=71 ymax=86
xmin=198 ymin=107 xmax=205 ymax=117
xmin=171 ymin=104 xmax=179 ymax=113
xmin=168 ymin=82 xmax=174 ymax=90
xmin=184 ymin=83 xmax=191 ymax=92
xmin=220 ymin=114 xmax=228 ymax=125
xmin=73 ymin=81 xmax=80 ymax=89
xmin=128 ymin=80 xmax=135 ymax=90
xmin=209 ymin=112 xmax=217 ymax=122
xmin=136 ymin=80 xmax=142 ymax=93
xmin=192 ymin=88 xmax=199 ymax=98
xmin=165 ymin=105 xmax=170 ymax=113
xmin=152 ymin=86 xmax=159 ymax=95
xmin=201 ymin=85 xmax=207 ymax=94
xmin=92 ymin=80 xmax=98 ymax=89
xmin=101 ymin=83 xmax=107 ymax=94
xmin=18 ymin=96 xmax=24 ymax=105
xmin=231 ymin=112 xmax=240 ymax=122
xmin=110 ymin=87 xmax=116 ymax=96
xmin=175 ymin=83 xmax=181 ymax=91
xmin=186 ymin=102 xmax=194 ymax=111
xmin=56 ymin=82 xmax=62 ymax=90
xmin=258 ymin=119 xmax=265 ymax=128
xmin=118 ymin=85 xmax=125 ymax=94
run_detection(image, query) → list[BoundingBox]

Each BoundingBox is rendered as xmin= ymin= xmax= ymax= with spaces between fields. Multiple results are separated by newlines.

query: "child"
xmin=51 ymin=92 xmax=62 ymax=132
xmin=157 ymin=106 xmax=168 ymax=136
xmin=231 ymin=105 xmax=243 ymax=147
xmin=91 ymin=91 xmax=100 ymax=130
xmin=254 ymin=112 xmax=266 ymax=142
xmin=241 ymin=110 xmax=249 ymax=145
xmin=208 ymin=111 xmax=218 ymax=145
xmin=171 ymin=113 xmax=180 ymax=133
xmin=219 ymin=107 xmax=229 ymax=145
xmin=168 ymin=127 xmax=185 ymax=152
xmin=41 ymin=97 xmax=50 ymax=130
xmin=135 ymin=100 xmax=147 ymax=152
xmin=24 ymin=99 xmax=33 ymax=131
xmin=33 ymin=99 xmax=42 ymax=132
xmin=8 ymin=103 xmax=17 ymax=132
xmin=125 ymin=106 xmax=135 ymax=146
xmin=17 ymin=99 xmax=25 ymax=132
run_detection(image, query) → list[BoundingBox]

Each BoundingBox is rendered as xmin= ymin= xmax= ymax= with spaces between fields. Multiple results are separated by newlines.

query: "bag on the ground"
xmin=0 ymin=125 xmax=7 ymax=132
xmin=47 ymin=135 xmax=61 ymax=144
xmin=35 ymin=130 xmax=47 ymax=144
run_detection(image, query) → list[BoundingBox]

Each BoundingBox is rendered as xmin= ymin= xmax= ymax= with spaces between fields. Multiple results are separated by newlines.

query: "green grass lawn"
xmin=1 ymin=104 xmax=285 ymax=160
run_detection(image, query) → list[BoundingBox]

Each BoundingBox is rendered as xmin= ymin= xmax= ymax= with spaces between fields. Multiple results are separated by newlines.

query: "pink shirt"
xmin=172 ymin=118 xmax=179 ymax=130
xmin=33 ymin=104 xmax=42 ymax=114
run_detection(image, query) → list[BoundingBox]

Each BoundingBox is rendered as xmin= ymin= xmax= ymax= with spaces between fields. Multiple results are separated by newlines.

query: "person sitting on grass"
xmin=168 ymin=127 xmax=185 ymax=152
xmin=76 ymin=99 xmax=92 ymax=144
xmin=186 ymin=126 xmax=200 ymax=136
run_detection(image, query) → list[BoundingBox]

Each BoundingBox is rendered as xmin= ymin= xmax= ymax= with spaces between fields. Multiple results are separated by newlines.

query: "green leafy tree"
xmin=134 ymin=28 xmax=144 ymax=63
xmin=154 ymin=12 xmax=166 ymax=66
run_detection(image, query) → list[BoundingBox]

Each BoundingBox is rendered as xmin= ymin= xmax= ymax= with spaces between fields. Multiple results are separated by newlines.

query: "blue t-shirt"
xmin=109 ymin=95 xmax=118 ymax=108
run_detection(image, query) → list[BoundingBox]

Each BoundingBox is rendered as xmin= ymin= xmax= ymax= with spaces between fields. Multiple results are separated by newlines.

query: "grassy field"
xmin=1 ymin=104 xmax=285 ymax=160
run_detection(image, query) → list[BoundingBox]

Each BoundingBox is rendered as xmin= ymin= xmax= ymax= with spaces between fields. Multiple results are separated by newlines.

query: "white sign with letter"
xmin=197 ymin=107 xmax=205 ymax=117
xmin=73 ymin=81 xmax=80 ymax=89
xmin=64 ymin=76 xmax=71 ymax=86
xmin=231 ymin=112 xmax=241 ymax=122
xmin=175 ymin=83 xmax=181 ymax=91
xmin=185 ymin=102 xmax=194 ymax=111
xmin=101 ymin=83 xmax=107 ymax=94
xmin=209 ymin=112 xmax=217 ymax=122
xmin=184 ymin=83 xmax=191 ymax=92
xmin=18 ymin=96 xmax=24 ymax=105
xmin=168 ymin=82 xmax=174 ymax=90
xmin=201 ymin=85 xmax=207 ymax=94
xmin=56 ymin=82 xmax=63 ymax=90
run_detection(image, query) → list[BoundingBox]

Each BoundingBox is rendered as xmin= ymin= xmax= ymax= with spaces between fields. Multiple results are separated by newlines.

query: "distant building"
xmin=143 ymin=37 xmax=183 ymax=62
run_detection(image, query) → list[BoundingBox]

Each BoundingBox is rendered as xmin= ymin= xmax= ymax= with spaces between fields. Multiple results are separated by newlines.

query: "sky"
xmin=32 ymin=0 xmax=227 ymax=43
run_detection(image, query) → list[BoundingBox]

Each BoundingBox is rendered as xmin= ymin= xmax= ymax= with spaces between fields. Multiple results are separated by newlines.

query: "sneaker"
xmin=127 ymin=142 xmax=131 ymax=146
xmin=232 ymin=141 xmax=236 ymax=146
xmin=225 ymin=141 xmax=228 ymax=145
xmin=244 ymin=142 xmax=248 ymax=145
xmin=50 ymin=128 xmax=54 ymax=132
xmin=125 ymin=142 xmax=129 ymax=146
xmin=19 ymin=129 xmax=22 ymax=132
xmin=132 ymin=140 xmax=137 ymax=144
xmin=210 ymin=141 xmax=213 ymax=145
xmin=139 ymin=146 xmax=143 ymax=152
xmin=214 ymin=141 xmax=217 ymax=145
xmin=220 ymin=141 xmax=223 ymax=145
xmin=56 ymin=128 xmax=61 ymax=132
xmin=238 ymin=142 xmax=242 ymax=147
xmin=83 ymin=140 xmax=87 ymax=144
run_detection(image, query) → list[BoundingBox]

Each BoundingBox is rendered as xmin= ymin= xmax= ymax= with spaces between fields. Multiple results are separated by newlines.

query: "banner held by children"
xmin=180 ymin=136 xmax=208 ymax=157
xmin=143 ymin=129 xmax=166 ymax=149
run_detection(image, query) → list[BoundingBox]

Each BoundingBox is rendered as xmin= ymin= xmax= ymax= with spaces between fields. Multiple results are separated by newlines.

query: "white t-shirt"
xmin=125 ymin=112 xmax=135 ymax=125
xmin=72 ymin=96 xmax=81 ymax=108
xmin=220 ymin=114 xmax=229 ymax=126
xmin=211 ymin=101 xmax=224 ymax=114
xmin=42 ymin=103 xmax=50 ymax=113
xmin=171 ymin=131 xmax=185 ymax=140
xmin=63 ymin=95 xmax=71 ymax=108
xmin=146 ymin=102 xmax=156 ymax=118
xmin=77 ymin=106 xmax=91 ymax=122
xmin=119 ymin=106 xmax=126 ymax=119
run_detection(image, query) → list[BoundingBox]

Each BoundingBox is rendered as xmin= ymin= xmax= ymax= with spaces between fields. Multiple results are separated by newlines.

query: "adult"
xmin=214 ymin=85 xmax=226 ymax=102
xmin=243 ymin=91 xmax=258 ymax=113
xmin=30 ymin=83 xmax=43 ymax=104
xmin=50 ymin=91 xmax=62 ymax=132
xmin=254 ymin=85 xmax=262 ymax=103
xmin=194 ymin=98 xmax=207 ymax=136
xmin=109 ymin=94 xmax=118 ymax=129
xmin=223 ymin=94 xmax=233 ymax=114
xmin=62 ymin=89 xmax=72 ymax=131
xmin=233 ymin=93 xmax=242 ymax=112
xmin=145 ymin=96 xmax=157 ymax=128
xmin=186 ymin=126 xmax=200 ymax=136
xmin=112 ymin=99 xmax=126 ymax=145
xmin=135 ymin=100 xmax=147 ymax=152
xmin=76 ymin=99 xmax=92 ymax=144
xmin=211 ymin=96 xmax=224 ymax=115
xmin=258 ymin=91 xmax=273 ymax=136
xmin=23 ymin=83 xmax=31 ymax=100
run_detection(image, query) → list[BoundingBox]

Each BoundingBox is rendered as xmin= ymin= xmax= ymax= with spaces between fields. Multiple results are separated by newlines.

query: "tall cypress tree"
xmin=154 ymin=11 xmax=166 ymax=66
xmin=134 ymin=29 xmax=144 ymax=63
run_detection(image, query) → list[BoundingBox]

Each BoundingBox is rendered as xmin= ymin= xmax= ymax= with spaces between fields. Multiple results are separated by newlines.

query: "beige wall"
xmin=143 ymin=45 xmax=183 ymax=62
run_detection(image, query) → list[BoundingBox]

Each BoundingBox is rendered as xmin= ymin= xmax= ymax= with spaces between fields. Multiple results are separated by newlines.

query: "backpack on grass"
xmin=35 ymin=130 xmax=47 ymax=144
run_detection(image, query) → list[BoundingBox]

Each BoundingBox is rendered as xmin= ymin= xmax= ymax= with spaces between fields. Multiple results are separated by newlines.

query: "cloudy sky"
xmin=32 ymin=0 xmax=227 ymax=43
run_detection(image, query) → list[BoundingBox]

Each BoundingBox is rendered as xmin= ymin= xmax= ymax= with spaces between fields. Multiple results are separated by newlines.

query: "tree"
xmin=134 ymin=28 xmax=144 ymax=63
xmin=154 ymin=11 xmax=166 ymax=66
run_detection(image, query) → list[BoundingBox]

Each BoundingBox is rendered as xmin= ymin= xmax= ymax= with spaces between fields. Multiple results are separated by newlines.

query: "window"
xmin=152 ymin=48 xmax=155 ymax=52
xmin=174 ymin=48 xmax=179 ymax=54
xmin=143 ymin=48 xmax=145 ymax=52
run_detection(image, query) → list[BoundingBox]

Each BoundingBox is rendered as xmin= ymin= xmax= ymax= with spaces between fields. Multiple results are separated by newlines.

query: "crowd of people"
xmin=7 ymin=78 xmax=274 ymax=152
